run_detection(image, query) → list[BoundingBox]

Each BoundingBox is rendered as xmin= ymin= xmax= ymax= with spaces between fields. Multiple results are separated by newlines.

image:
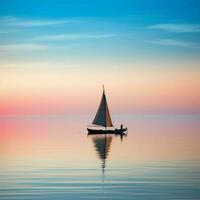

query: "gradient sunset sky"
xmin=0 ymin=0 xmax=200 ymax=115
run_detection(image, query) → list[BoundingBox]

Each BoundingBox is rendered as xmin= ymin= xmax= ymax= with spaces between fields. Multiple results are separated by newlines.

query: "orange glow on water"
xmin=0 ymin=117 xmax=200 ymax=162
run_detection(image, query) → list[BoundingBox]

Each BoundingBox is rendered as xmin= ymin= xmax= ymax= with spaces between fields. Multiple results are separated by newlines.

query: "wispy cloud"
xmin=33 ymin=33 xmax=118 ymax=41
xmin=148 ymin=23 xmax=200 ymax=33
xmin=0 ymin=16 xmax=77 ymax=27
xmin=0 ymin=43 xmax=51 ymax=52
xmin=149 ymin=39 xmax=200 ymax=48
xmin=0 ymin=29 xmax=17 ymax=34
xmin=0 ymin=16 xmax=16 ymax=23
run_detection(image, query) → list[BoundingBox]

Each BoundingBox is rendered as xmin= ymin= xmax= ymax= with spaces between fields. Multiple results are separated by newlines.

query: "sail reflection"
xmin=88 ymin=133 xmax=127 ymax=175
xmin=91 ymin=134 xmax=112 ymax=172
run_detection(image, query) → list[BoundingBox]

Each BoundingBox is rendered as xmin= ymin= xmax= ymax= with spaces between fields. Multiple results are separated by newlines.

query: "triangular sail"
xmin=92 ymin=89 xmax=113 ymax=127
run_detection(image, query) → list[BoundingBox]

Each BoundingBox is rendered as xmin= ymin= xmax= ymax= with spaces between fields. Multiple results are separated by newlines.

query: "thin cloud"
xmin=33 ymin=33 xmax=118 ymax=41
xmin=0 ymin=16 xmax=16 ymax=23
xmin=0 ymin=16 xmax=77 ymax=27
xmin=0 ymin=30 xmax=17 ymax=34
xmin=0 ymin=43 xmax=51 ymax=52
xmin=148 ymin=23 xmax=200 ymax=33
xmin=149 ymin=39 xmax=200 ymax=48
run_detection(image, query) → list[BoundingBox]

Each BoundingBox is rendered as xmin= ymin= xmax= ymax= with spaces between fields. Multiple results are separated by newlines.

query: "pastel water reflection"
xmin=0 ymin=115 xmax=200 ymax=199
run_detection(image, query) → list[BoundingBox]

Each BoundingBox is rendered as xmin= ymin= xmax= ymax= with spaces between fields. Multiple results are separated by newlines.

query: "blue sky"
xmin=0 ymin=0 xmax=200 ymax=115
xmin=0 ymin=0 xmax=200 ymax=19
xmin=0 ymin=0 xmax=200 ymax=68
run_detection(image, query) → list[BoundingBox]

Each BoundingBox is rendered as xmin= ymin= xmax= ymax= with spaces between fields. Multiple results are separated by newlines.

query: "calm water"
xmin=0 ymin=115 xmax=200 ymax=200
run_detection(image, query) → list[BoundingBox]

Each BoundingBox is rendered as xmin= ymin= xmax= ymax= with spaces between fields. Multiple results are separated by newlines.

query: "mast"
xmin=103 ymin=85 xmax=106 ymax=129
xmin=92 ymin=86 xmax=113 ymax=127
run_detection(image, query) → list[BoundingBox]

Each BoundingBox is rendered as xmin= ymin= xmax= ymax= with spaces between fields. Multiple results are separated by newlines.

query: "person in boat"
xmin=120 ymin=124 xmax=123 ymax=130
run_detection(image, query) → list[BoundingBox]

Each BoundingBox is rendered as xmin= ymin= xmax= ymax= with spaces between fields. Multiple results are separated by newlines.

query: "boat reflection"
xmin=88 ymin=133 xmax=127 ymax=175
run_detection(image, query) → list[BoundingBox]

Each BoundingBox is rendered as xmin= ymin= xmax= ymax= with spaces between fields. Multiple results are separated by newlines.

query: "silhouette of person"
xmin=120 ymin=124 xmax=123 ymax=130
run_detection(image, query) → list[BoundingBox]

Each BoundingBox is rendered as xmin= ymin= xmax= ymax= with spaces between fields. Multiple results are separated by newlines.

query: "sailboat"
xmin=87 ymin=86 xmax=127 ymax=134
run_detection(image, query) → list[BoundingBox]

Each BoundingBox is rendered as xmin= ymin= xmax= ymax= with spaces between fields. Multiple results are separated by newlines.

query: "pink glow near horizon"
xmin=0 ymin=119 xmax=200 ymax=161
xmin=0 ymin=66 xmax=200 ymax=115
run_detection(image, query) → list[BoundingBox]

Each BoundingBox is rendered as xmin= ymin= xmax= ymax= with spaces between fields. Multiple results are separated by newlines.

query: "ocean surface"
xmin=0 ymin=115 xmax=200 ymax=200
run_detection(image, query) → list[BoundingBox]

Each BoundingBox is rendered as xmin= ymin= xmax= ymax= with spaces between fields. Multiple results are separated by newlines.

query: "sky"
xmin=0 ymin=0 xmax=200 ymax=115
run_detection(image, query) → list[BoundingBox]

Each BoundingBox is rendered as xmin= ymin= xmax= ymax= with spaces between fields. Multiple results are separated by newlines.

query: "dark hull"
xmin=87 ymin=128 xmax=127 ymax=135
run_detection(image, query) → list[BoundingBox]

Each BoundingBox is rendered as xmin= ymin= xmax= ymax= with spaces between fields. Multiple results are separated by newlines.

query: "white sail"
xmin=92 ymin=89 xmax=113 ymax=127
